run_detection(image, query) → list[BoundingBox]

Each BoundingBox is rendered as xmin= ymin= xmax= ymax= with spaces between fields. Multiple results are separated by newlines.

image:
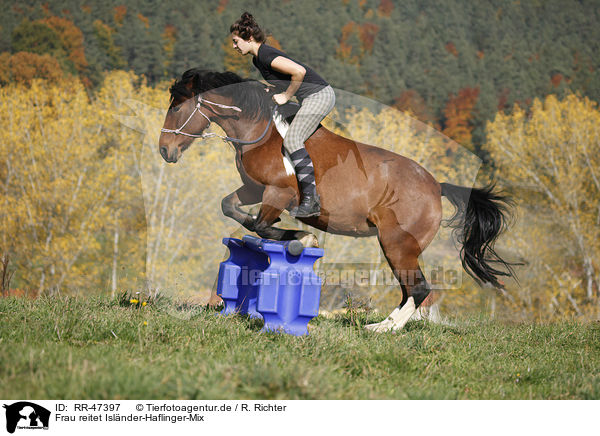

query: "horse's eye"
xmin=172 ymin=106 xmax=180 ymax=112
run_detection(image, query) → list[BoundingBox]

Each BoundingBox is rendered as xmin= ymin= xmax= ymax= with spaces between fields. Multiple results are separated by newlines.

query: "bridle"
xmin=160 ymin=94 xmax=273 ymax=145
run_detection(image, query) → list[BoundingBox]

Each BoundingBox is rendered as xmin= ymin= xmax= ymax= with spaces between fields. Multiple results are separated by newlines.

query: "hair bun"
xmin=241 ymin=12 xmax=254 ymax=24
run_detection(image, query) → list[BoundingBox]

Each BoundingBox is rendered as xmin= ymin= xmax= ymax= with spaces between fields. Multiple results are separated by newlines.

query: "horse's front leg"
xmin=253 ymin=185 xmax=302 ymax=240
xmin=209 ymin=185 xmax=289 ymax=308
xmin=209 ymin=185 xmax=315 ymax=308
xmin=221 ymin=184 xmax=264 ymax=231
xmin=254 ymin=185 xmax=320 ymax=247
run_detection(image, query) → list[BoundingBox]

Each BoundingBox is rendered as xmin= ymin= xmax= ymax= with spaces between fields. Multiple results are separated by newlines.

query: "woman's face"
xmin=232 ymin=33 xmax=253 ymax=55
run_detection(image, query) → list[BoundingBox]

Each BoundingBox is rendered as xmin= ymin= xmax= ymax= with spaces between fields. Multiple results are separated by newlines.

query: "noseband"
xmin=160 ymin=94 xmax=274 ymax=145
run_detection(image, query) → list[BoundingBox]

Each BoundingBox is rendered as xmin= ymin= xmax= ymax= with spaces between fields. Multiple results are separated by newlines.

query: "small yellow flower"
xmin=130 ymin=299 xmax=139 ymax=304
xmin=143 ymin=321 xmax=148 ymax=326
xmin=142 ymin=302 xmax=147 ymax=307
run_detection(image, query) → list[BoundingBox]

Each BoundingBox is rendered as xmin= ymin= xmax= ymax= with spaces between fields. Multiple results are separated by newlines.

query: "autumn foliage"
xmin=162 ymin=24 xmax=177 ymax=72
xmin=442 ymin=87 xmax=480 ymax=150
xmin=392 ymin=89 xmax=436 ymax=126
xmin=337 ymin=21 xmax=380 ymax=64
xmin=486 ymin=93 xmax=600 ymax=318
xmin=0 ymin=51 xmax=63 ymax=85
xmin=113 ymin=5 xmax=127 ymax=25
xmin=0 ymin=72 xmax=152 ymax=295
xmin=445 ymin=42 xmax=459 ymax=57
xmin=42 ymin=16 xmax=88 ymax=74
xmin=377 ymin=0 xmax=394 ymax=17
xmin=216 ymin=0 xmax=228 ymax=14
xmin=10 ymin=17 xmax=87 ymax=78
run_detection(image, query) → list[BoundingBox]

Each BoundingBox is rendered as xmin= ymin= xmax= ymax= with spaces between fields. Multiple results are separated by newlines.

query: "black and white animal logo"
xmin=3 ymin=402 xmax=50 ymax=434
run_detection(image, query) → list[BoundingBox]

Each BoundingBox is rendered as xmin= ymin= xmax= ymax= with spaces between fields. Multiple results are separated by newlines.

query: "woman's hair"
xmin=230 ymin=12 xmax=266 ymax=43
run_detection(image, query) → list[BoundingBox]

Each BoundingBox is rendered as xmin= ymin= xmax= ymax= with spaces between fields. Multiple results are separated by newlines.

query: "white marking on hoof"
xmin=365 ymin=297 xmax=416 ymax=333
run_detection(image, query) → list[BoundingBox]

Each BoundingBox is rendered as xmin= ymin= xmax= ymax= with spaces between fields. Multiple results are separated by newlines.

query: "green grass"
xmin=1 ymin=295 xmax=599 ymax=399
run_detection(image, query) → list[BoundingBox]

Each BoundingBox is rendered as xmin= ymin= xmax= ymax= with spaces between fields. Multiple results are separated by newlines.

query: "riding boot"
xmin=289 ymin=148 xmax=321 ymax=218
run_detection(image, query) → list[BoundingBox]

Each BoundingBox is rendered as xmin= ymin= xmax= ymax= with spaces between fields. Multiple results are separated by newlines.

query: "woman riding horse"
xmin=159 ymin=68 xmax=516 ymax=332
xmin=230 ymin=12 xmax=335 ymax=218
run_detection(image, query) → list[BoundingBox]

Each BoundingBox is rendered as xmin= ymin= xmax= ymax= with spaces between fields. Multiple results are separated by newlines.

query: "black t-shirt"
xmin=252 ymin=44 xmax=329 ymax=101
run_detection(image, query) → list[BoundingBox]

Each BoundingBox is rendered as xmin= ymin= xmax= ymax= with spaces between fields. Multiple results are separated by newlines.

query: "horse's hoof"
xmin=365 ymin=321 xmax=392 ymax=333
xmin=207 ymin=295 xmax=224 ymax=309
xmin=365 ymin=314 xmax=409 ymax=333
xmin=299 ymin=233 xmax=319 ymax=248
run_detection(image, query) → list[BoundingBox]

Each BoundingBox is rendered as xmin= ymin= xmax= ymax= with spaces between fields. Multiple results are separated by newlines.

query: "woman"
xmin=230 ymin=12 xmax=335 ymax=218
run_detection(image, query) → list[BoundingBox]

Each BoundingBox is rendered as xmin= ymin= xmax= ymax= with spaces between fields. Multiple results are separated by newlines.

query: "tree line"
xmin=0 ymin=0 xmax=598 ymax=155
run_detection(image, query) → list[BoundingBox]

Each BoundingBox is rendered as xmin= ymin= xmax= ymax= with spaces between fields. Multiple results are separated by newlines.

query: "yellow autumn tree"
xmin=0 ymin=72 xmax=163 ymax=295
xmin=0 ymin=78 xmax=112 ymax=293
xmin=486 ymin=93 xmax=600 ymax=319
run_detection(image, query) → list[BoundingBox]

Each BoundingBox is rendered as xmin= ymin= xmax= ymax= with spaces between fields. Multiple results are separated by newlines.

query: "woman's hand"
xmin=267 ymin=57 xmax=305 ymax=105
xmin=272 ymin=93 xmax=289 ymax=105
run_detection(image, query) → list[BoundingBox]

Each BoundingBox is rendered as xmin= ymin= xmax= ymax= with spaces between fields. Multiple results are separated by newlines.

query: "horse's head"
xmin=159 ymin=81 xmax=211 ymax=163
xmin=159 ymin=69 xmax=273 ymax=162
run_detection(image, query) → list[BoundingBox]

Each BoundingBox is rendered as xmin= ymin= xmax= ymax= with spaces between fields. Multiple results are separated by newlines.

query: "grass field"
xmin=1 ymin=295 xmax=599 ymax=399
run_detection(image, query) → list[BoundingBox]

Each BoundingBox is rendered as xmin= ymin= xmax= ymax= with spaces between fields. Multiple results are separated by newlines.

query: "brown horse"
xmin=159 ymin=69 xmax=515 ymax=332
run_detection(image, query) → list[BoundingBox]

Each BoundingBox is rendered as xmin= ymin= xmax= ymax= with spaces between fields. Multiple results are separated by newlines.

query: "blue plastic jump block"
xmin=216 ymin=235 xmax=324 ymax=336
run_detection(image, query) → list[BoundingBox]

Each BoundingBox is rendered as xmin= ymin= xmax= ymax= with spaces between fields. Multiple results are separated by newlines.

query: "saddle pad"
xmin=273 ymin=101 xmax=301 ymax=139
xmin=273 ymin=103 xmax=300 ymax=176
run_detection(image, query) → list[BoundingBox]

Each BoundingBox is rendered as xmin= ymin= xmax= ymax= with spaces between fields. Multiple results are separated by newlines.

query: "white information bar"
xmin=0 ymin=400 xmax=595 ymax=435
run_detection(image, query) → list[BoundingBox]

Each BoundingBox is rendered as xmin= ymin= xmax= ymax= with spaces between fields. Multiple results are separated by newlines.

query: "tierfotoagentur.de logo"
xmin=3 ymin=402 xmax=50 ymax=434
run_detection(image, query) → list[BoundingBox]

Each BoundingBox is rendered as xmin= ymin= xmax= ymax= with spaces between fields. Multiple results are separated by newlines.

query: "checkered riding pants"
xmin=282 ymin=85 xmax=335 ymax=153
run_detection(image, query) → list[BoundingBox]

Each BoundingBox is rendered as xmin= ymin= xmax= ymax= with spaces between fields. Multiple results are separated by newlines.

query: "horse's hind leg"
xmin=365 ymin=226 xmax=431 ymax=333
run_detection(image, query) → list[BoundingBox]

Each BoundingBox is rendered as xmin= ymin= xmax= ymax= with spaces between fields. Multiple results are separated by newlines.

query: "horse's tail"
xmin=440 ymin=182 xmax=517 ymax=289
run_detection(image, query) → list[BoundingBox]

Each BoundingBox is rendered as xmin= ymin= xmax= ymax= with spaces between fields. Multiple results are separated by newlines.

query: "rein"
xmin=160 ymin=95 xmax=274 ymax=145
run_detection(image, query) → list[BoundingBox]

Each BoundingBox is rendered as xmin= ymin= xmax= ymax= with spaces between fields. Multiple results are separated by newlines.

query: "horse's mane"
xmin=169 ymin=69 xmax=272 ymax=121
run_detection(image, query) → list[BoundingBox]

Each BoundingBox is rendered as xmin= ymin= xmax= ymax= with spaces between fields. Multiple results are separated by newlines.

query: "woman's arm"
xmin=270 ymin=56 xmax=306 ymax=104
